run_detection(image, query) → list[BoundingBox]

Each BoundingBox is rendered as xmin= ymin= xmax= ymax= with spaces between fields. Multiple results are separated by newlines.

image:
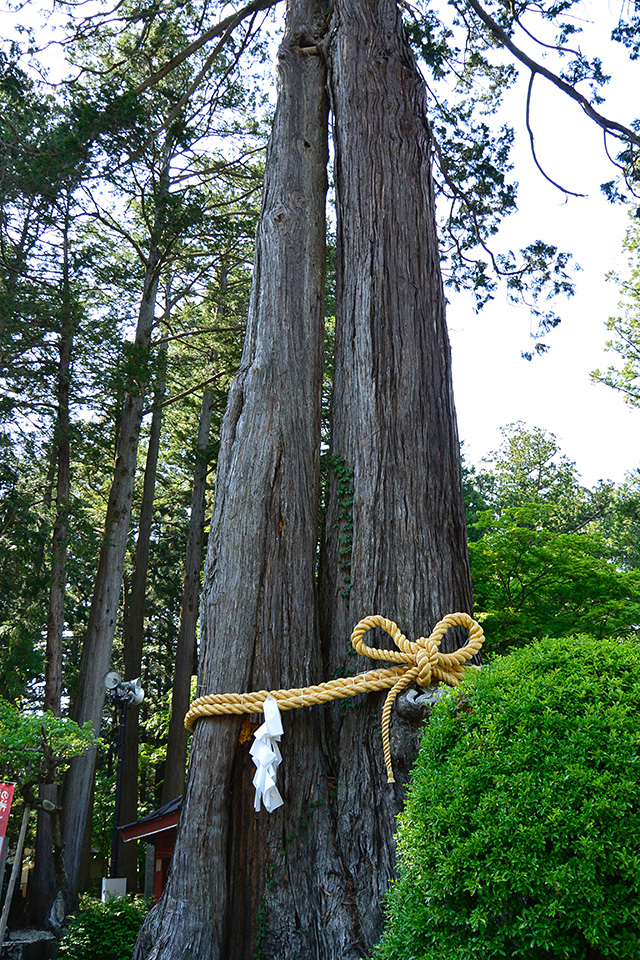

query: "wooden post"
xmin=0 ymin=804 xmax=31 ymax=949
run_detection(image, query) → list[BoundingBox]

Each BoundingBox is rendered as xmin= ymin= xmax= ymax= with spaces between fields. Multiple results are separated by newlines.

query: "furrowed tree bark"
xmin=161 ymin=386 xmax=214 ymax=806
xmin=317 ymin=0 xmax=473 ymax=948
xmin=119 ymin=345 xmax=168 ymax=892
xmin=135 ymin=0 xmax=474 ymax=956
xmin=62 ymin=244 xmax=161 ymax=911
xmin=133 ymin=1 xmax=342 ymax=956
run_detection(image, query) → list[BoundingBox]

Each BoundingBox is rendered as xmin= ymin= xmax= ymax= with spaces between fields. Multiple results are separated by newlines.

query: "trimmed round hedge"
xmin=376 ymin=637 xmax=640 ymax=960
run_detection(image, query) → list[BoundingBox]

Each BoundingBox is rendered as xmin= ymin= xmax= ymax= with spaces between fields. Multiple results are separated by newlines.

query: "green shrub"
xmin=58 ymin=895 xmax=149 ymax=960
xmin=376 ymin=637 xmax=640 ymax=960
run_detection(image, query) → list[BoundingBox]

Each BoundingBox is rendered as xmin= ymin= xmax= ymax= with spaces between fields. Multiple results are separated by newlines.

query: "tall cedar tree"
xmin=29 ymin=197 xmax=77 ymax=927
xmin=135 ymin=0 xmax=472 ymax=956
xmin=118 ymin=349 xmax=167 ymax=891
xmin=161 ymin=385 xmax=215 ymax=805
xmin=135 ymin=0 xmax=333 ymax=954
xmin=62 ymin=171 xmax=164 ymax=909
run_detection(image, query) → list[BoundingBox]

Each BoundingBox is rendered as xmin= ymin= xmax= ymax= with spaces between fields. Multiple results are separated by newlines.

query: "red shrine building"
xmin=120 ymin=796 xmax=182 ymax=901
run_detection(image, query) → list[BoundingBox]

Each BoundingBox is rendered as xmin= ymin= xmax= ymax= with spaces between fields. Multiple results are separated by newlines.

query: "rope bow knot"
xmin=415 ymin=641 xmax=439 ymax=686
xmin=184 ymin=611 xmax=484 ymax=784
xmin=349 ymin=612 xmax=483 ymax=780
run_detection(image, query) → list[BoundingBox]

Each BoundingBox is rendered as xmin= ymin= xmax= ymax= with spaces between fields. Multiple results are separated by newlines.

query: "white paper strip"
xmin=250 ymin=696 xmax=284 ymax=813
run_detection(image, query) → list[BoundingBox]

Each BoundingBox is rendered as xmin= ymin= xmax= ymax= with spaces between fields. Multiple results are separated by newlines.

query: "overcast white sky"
xmin=447 ymin=2 xmax=639 ymax=487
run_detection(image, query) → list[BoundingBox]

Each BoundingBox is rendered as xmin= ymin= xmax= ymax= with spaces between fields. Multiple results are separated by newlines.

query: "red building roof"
xmin=119 ymin=795 xmax=182 ymax=843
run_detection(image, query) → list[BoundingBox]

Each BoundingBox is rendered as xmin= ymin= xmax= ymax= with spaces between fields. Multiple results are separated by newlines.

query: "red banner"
xmin=0 ymin=783 xmax=15 ymax=858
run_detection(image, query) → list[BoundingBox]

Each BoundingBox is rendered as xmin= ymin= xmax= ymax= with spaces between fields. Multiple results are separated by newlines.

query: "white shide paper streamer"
xmin=250 ymin=695 xmax=284 ymax=813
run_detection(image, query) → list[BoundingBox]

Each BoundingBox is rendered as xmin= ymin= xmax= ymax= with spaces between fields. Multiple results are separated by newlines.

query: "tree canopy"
xmin=466 ymin=424 xmax=640 ymax=653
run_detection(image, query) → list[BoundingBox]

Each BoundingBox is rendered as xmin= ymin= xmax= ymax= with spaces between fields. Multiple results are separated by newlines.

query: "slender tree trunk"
xmin=29 ymin=203 xmax=74 ymax=928
xmin=23 ymin=735 xmax=72 ymax=931
xmin=118 ymin=346 xmax=168 ymax=892
xmin=62 ymin=245 xmax=161 ymax=910
xmin=161 ymin=387 xmax=214 ymax=805
xmin=134 ymin=1 xmax=336 ymax=955
xmin=317 ymin=0 xmax=473 ymax=948
xmin=44 ymin=350 xmax=71 ymax=715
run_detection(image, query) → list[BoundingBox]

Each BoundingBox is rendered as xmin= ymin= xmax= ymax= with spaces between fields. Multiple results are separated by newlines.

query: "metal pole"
xmin=0 ymin=804 xmax=31 ymax=951
xmin=109 ymin=699 xmax=128 ymax=878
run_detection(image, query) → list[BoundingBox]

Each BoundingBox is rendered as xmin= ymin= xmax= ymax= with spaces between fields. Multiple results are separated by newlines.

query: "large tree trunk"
xmin=161 ymin=386 xmax=214 ymax=805
xmin=317 ymin=0 xmax=473 ymax=947
xmin=62 ymin=246 xmax=161 ymax=910
xmin=117 ymin=347 xmax=167 ymax=892
xmin=135 ymin=0 xmax=473 ymax=956
xmin=134 ymin=1 xmax=337 ymax=956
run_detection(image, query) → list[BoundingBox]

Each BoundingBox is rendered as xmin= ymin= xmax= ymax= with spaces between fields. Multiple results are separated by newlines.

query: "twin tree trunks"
xmin=135 ymin=0 xmax=473 ymax=957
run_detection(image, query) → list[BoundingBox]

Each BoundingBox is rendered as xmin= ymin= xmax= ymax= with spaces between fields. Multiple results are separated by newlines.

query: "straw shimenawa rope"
xmin=184 ymin=611 xmax=484 ymax=782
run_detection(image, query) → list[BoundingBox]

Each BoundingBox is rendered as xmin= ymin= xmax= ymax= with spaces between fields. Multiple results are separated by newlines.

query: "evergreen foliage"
xmin=376 ymin=637 xmax=640 ymax=960
xmin=0 ymin=438 xmax=50 ymax=700
xmin=403 ymin=3 xmax=577 ymax=339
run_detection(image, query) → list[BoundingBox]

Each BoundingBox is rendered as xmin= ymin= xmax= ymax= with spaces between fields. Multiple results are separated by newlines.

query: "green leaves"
xmin=612 ymin=2 xmax=640 ymax=60
xmin=58 ymin=895 xmax=149 ymax=960
xmin=0 ymin=698 xmax=95 ymax=790
xmin=376 ymin=638 xmax=640 ymax=960
xmin=592 ymin=219 xmax=640 ymax=408
xmin=463 ymin=424 xmax=640 ymax=654
xmin=469 ymin=504 xmax=640 ymax=653
xmin=328 ymin=455 xmax=354 ymax=598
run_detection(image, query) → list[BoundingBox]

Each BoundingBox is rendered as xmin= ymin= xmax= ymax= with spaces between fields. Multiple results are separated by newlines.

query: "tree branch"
xmin=138 ymin=13 xmax=254 ymax=152
xmin=151 ymin=369 xmax=231 ymax=412
xmin=154 ymin=325 xmax=244 ymax=346
xmin=525 ymin=72 xmax=585 ymax=197
xmin=464 ymin=0 xmax=640 ymax=147
xmin=133 ymin=0 xmax=281 ymax=96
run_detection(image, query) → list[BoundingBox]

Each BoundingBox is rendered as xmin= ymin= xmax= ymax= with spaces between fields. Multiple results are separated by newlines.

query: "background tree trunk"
xmin=62 ymin=247 xmax=161 ymax=909
xmin=118 ymin=345 xmax=168 ymax=892
xmin=134 ymin=1 xmax=337 ymax=956
xmin=161 ymin=386 xmax=214 ymax=805
xmin=29 ymin=202 xmax=75 ymax=928
xmin=317 ymin=0 xmax=474 ymax=948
